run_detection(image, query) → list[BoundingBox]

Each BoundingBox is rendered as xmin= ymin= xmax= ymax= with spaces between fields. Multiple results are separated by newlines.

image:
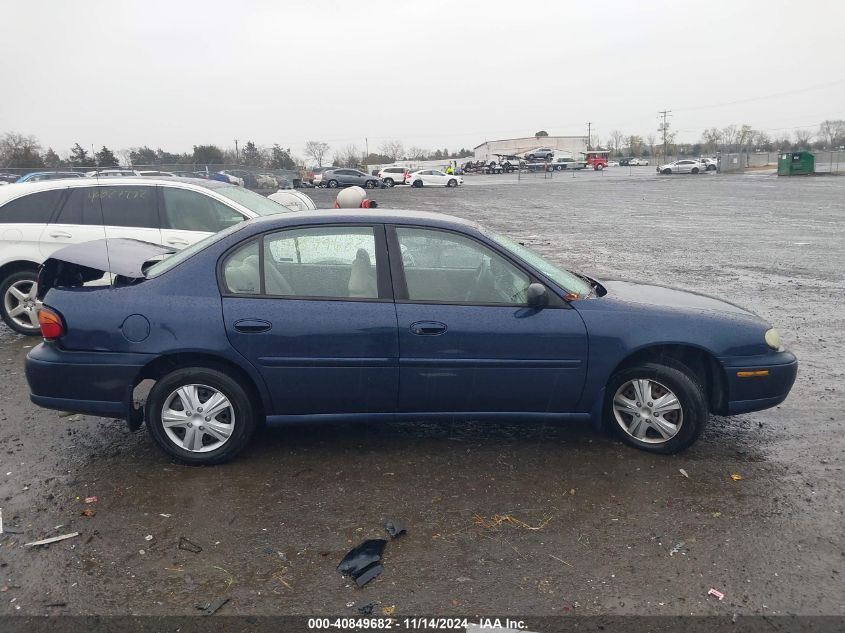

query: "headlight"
xmin=765 ymin=328 xmax=783 ymax=351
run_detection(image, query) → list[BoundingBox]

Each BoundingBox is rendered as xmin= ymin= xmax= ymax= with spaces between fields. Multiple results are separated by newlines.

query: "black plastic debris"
xmin=385 ymin=519 xmax=406 ymax=539
xmin=178 ymin=536 xmax=203 ymax=554
xmin=358 ymin=603 xmax=375 ymax=615
xmin=197 ymin=596 xmax=230 ymax=616
xmin=337 ymin=539 xmax=387 ymax=587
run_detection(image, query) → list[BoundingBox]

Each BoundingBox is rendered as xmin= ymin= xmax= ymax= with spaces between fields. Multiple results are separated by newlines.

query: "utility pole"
xmin=586 ymin=122 xmax=592 ymax=150
xmin=234 ymin=139 xmax=239 ymax=164
xmin=658 ymin=110 xmax=672 ymax=161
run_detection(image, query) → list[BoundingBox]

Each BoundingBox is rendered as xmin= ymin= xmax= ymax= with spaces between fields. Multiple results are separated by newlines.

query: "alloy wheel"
xmin=612 ymin=378 xmax=683 ymax=444
xmin=4 ymin=279 xmax=41 ymax=331
xmin=161 ymin=384 xmax=236 ymax=453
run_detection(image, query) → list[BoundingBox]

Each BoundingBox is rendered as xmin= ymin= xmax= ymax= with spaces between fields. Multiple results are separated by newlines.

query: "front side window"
xmin=57 ymin=186 xmax=157 ymax=228
xmin=396 ymin=227 xmax=530 ymax=305
xmin=0 ymin=190 xmax=63 ymax=224
xmin=162 ymin=187 xmax=244 ymax=233
xmin=263 ymin=226 xmax=379 ymax=299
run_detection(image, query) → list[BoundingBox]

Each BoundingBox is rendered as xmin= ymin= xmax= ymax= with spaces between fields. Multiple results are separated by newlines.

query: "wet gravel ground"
xmin=0 ymin=170 xmax=842 ymax=617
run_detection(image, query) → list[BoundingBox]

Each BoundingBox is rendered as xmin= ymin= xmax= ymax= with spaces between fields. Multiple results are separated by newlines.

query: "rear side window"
xmin=222 ymin=240 xmax=260 ymax=294
xmin=57 ymin=186 xmax=157 ymax=228
xmin=161 ymin=187 xmax=244 ymax=233
xmin=0 ymin=190 xmax=63 ymax=224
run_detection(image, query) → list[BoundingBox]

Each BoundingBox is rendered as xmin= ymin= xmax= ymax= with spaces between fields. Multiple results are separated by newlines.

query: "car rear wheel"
xmin=1 ymin=270 xmax=41 ymax=336
xmin=327 ymin=179 xmax=338 ymax=188
xmin=146 ymin=367 xmax=257 ymax=465
xmin=707 ymin=164 xmax=716 ymax=171
xmin=662 ymin=168 xmax=672 ymax=175
xmin=595 ymin=163 xmax=604 ymax=170
xmin=691 ymin=167 xmax=700 ymax=174
xmin=604 ymin=362 xmax=707 ymax=454
xmin=447 ymin=179 xmax=457 ymax=187
xmin=384 ymin=178 xmax=394 ymax=187
xmin=365 ymin=180 xmax=376 ymax=189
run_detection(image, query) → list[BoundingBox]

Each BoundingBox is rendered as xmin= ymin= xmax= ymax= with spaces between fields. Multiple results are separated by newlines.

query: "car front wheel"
xmin=326 ymin=179 xmax=338 ymax=188
xmin=412 ymin=180 xmax=423 ymax=188
xmin=146 ymin=367 xmax=257 ymax=465
xmin=604 ymin=362 xmax=707 ymax=454
xmin=1 ymin=270 xmax=41 ymax=336
xmin=691 ymin=167 xmax=700 ymax=174
xmin=383 ymin=178 xmax=394 ymax=187
xmin=447 ymin=179 xmax=457 ymax=187
xmin=662 ymin=168 xmax=672 ymax=175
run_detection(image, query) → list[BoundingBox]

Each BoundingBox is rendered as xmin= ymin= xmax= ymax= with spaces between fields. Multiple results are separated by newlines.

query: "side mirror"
xmin=526 ymin=282 xmax=549 ymax=308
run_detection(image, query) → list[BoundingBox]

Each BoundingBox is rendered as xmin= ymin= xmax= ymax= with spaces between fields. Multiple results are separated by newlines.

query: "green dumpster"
xmin=778 ymin=151 xmax=815 ymax=176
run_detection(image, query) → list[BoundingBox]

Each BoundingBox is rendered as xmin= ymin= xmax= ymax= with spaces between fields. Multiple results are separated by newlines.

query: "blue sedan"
xmin=25 ymin=210 xmax=797 ymax=464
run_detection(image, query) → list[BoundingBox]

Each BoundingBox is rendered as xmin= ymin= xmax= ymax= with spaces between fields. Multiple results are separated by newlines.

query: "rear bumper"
xmin=25 ymin=343 xmax=151 ymax=419
xmin=721 ymin=350 xmax=798 ymax=415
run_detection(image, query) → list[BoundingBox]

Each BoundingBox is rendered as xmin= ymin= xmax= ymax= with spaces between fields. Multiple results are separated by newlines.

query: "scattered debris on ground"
xmin=337 ymin=539 xmax=387 ymax=587
xmin=197 ymin=596 xmax=230 ymax=615
xmin=382 ymin=605 xmax=395 ymax=616
xmin=25 ymin=532 xmax=80 ymax=548
xmin=473 ymin=513 xmax=552 ymax=531
xmin=669 ymin=541 xmax=686 ymax=556
xmin=708 ymin=587 xmax=725 ymax=600
xmin=357 ymin=602 xmax=375 ymax=615
xmin=178 ymin=536 xmax=202 ymax=554
xmin=84 ymin=496 xmax=98 ymax=504
xmin=81 ymin=508 xmax=95 ymax=518
xmin=731 ymin=473 xmax=743 ymax=481
xmin=679 ymin=468 xmax=689 ymax=478
xmin=385 ymin=519 xmax=406 ymax=539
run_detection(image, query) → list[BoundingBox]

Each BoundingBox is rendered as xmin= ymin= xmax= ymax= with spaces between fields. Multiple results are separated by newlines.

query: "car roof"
xmin=245 ymin=208 xmax=478 ymax=232
xmin=0 ymin=176 xmax=237 ymax=204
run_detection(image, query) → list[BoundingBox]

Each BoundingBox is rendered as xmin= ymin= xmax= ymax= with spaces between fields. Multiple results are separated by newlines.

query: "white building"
xmin=473 ymin=135 xmax=588 ymax=161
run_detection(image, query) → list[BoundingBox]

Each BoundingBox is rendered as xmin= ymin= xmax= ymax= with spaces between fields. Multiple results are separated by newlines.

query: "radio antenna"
xmin=92 ymin=145 xmax=113 ymax=288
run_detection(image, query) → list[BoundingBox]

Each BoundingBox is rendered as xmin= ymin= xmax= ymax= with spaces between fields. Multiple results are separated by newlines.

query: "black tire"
xmin=604 ymin=362 xmax=708 ymax=454
xmin=662 ymin=168 xmax=672 ymax=175
xmin=1 ymin=269 xmax=40 ymax=336
xmin=383 ymin=178 xmax=394 ymax=187
xmin=365 ymin=180 xmax=376 ymax=189
xmin=447 ymin=179 xmax=457 ymax=187
xmin=595 ymin=163 xmax=604 ymax=170
xmin=691 ymin=167 xmax=699 ymax=174
xmin=555 ymin=165 xmax=564 ymax=171
xmin=707 ymin=164 xmax=716 ymax=171
xmin=527 ymin=154 xmax=535 ymax=160
xmin=412 ymin=180 xmax=423 ymax=188
xmin=146 ymin=367 xmax=257 ymax=465
xmin=327 ymin=179 xmax=338 ymax=188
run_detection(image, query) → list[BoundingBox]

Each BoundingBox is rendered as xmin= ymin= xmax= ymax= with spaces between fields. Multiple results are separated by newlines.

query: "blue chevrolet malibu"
xmin=25 ymin=210 xmax=797 ymax=464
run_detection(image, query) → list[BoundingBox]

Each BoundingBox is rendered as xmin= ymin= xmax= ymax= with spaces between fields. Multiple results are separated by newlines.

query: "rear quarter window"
xmin=0 ymin=189 xmax=64 ymax=224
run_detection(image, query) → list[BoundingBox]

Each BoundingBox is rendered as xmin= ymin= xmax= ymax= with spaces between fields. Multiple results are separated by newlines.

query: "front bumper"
xmin=721 ymin=350 xmax=798 ymax=415
xmin=25 ymin=343 xmax=151 ymax=419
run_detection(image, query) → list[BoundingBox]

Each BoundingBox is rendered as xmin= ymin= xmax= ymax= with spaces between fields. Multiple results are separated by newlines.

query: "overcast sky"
xmin=2 ymin=0 xmax=843 ymax=158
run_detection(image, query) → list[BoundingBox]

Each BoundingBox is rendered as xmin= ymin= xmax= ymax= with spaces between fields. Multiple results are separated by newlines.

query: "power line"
xmin=673 ymin=79 xmax=845 ymax=113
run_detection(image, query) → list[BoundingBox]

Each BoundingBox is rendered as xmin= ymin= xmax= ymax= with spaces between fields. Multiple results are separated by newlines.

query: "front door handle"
xmin=49 ymin=231 xmax=72 ymax=238
xmin=410 ymin=321 xmax=447 ymax=336
xmin=166 ymin=237 xmax=189 ymax=246
xmin=233 ymin=318 xmax=272 ymax=334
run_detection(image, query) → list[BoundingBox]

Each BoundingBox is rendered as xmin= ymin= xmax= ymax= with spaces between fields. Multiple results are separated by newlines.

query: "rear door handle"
xmin=410 ymin=321 xmax=447 ymax=336
xmin=234 ymin=319 xmax=272 ymax=333
xmin=49 ymin=231 xmax=72 ymax=238
xmin=166 ymin=237 xmax=189 ymax=246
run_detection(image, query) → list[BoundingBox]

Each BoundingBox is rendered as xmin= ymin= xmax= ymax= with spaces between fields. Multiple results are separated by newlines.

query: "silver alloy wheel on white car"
xmin=4 ymin=279 xmax=41 ymax=331
xmin=161 ymin=384 xmax=236 ymax=453
xmin=612 ymin=378 xmax=683 ymax=444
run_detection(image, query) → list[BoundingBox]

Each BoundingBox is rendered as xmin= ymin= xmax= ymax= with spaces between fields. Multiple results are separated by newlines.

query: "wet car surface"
xmin=0 ymin=171 xmax=842 ymax=616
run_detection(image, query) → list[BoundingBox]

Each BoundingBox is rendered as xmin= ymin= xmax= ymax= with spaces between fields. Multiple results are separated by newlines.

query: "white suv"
xmin=0 ymin=177 xmax=290 ymax=335
xmin=377 ymin=166 xmax=409 ymax=187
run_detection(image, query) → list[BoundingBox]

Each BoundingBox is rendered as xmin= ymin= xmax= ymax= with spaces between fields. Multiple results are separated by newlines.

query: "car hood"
xmin=42 ymin=239 xmax=175 ymax=279
xmin=599 ymin=279 xmax=758 ymax=319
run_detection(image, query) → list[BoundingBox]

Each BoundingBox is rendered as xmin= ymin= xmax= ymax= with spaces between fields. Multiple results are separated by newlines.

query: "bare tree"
xmin=608 ymin=130 xmax=625 ymax=156
xmin=646 ymin=134 xmax=656 ymax=157
xmin=818 ymin=119 xmax=845 ymax=148
xmin=737 ymin=124 xmax=754 ymax=150
xmin=406 ymin=146 xmax=429 ymax=160
xmin=0 ymin=131 xmax=42 ymax=166
xmin=379 ymin=140 xmax=405 ymax=161
xmin=793 ymin=128 xmax=813 ymax=148
xmin=774 ymin=133 xmax=792 ymax=150
xmin=720 ymin=125 xmax=739 ymax=152
xmin=752 ymin=130 xmax=771 ymax=151
xmin=626 ymin=135 xmax=644 ymax=156
xmin=333 ymin=144 xmax=361 ymax=168
xmin=700 ymin=128 xmax=721 ymax=153
xmin=304 ymin=140 xmax=330 ymax=167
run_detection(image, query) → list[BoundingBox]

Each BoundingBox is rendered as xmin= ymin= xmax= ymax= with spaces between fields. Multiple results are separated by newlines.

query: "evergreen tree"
xmin=95 ymin=145 xmax=119 ymax=167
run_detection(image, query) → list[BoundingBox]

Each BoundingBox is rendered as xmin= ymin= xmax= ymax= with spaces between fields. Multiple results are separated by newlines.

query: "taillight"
xmin=38 ymin=306 xmax=64 ymax=340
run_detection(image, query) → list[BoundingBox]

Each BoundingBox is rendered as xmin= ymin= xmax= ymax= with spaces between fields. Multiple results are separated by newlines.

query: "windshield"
xmin=145 ymin=222 xmax=245 ymax=278
xmin=215 ymin=186 xmax=290 ymax=216
xmin=487 ymin=231 xmax=593 ymax=297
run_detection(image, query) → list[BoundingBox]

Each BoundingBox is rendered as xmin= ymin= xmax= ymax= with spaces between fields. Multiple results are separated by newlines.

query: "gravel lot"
xmin=0 ymin=170 xmax=842 ymax=617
